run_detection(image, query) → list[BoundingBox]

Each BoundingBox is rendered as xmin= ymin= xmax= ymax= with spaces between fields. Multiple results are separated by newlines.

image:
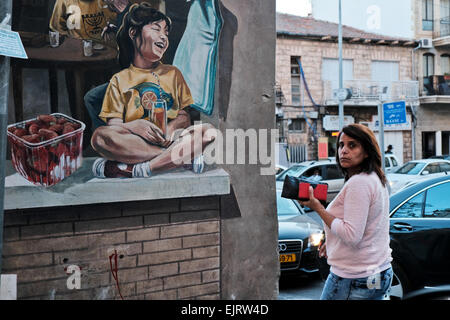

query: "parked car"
xmin=427 ymin=154 xmax=450 ymax=160
xmin=386 ymin=159 xmax=450 ymax=194
xmin=275 ymin=164 xmax=288 ymax=176
xmin=404 ymin=285 xmax=450 ymax=300
xmin=384 ymin=154 xmax=401 ymax=173
xmin=277 ymin=190 xmax=324 ymax=277
xmin=276 ymin=159 xmax=345 ymax=203
xmin=389 ymin=175 xmax=450 ymax=299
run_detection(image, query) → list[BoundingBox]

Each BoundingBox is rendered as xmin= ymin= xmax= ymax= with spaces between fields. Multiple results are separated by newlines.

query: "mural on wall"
xmin=7 ymin=0 xmax=223 ymax=186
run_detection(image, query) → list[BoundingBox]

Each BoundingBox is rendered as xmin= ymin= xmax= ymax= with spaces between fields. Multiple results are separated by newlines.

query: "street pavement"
xmin=278 ymin=274 xmax=325 ymax=300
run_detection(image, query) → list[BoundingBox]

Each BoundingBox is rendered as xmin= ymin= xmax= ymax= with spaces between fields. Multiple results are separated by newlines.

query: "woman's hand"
xmin=297 ymin=186 xmax=324 ymax=213
xmin=123 ymin=119 xmax=166 ymax=145
xmin=318 ymin=241 xmax=327 ymax=259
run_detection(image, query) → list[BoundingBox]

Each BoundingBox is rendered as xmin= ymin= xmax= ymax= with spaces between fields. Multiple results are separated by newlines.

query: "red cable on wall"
xmin=109 ymin=250 xmax=124 ymax=300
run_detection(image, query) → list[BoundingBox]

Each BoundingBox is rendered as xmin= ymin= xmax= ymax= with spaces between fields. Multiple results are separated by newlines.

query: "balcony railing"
xmin=323 ymin=80 xmax=419 ymax=106
xmin=422 ymin=75 xmax=450 ymax=95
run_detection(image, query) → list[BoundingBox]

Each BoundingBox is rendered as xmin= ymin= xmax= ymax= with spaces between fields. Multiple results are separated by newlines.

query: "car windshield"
xmin=276 ymin=165 xmax=306 ymax=181
xmin=277 ymin=193 xmax=301 ymax=216
xmin=395 ymin=162 xmax=426 ymax=175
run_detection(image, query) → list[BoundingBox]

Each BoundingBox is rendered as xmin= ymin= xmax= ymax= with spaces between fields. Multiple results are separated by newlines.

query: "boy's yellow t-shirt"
xmin=99 ymin=63 xmax=194 ymax=124
xmin=49 ymin=0 xmax=117 ymax=41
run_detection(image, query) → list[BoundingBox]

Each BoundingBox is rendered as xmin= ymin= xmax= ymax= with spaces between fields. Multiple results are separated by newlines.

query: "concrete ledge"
xmin=4 ymin=157 xmax=230 ymax=211
xmin=419 ymin=95 xmax=450 ymax=104
xmin=432 ymin=36 xmax=450 ymax=48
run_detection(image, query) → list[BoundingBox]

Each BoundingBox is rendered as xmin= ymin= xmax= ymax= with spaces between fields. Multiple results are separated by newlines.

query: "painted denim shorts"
xmin=320 ymin=267 xmax=393 ymax=300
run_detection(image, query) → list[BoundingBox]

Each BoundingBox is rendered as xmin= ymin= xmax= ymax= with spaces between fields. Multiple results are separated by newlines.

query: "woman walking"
xmin=299 ymin=124 xmax=393 ymax=300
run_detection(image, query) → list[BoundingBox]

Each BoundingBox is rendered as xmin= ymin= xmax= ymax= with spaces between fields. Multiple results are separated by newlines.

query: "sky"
xmin=276 ymin=0 xmax=312 ymax=16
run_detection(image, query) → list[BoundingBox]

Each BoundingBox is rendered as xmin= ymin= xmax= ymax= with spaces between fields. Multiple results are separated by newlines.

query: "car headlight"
xmin=309 ymin=232 xmax=324 ymax=247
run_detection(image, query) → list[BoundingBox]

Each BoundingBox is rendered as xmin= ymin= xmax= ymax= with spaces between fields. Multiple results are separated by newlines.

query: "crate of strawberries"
xmin=7 ymin=113 xmax=86 ymax=187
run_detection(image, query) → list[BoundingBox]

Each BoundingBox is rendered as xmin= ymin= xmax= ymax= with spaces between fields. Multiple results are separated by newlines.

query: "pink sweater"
xmin=324 ymin=171 xmax=392 ymax=278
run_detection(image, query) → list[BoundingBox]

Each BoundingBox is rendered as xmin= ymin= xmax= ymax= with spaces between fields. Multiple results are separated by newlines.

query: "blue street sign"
xmin=383 ymin=101 xmax=407 ymax=125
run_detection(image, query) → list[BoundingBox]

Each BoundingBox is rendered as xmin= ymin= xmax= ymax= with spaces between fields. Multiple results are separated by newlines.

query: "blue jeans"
xmin=320 ymin=267 xmax=393 ymax=300
xmin=84 ymin=83 xmax=108 ymax=131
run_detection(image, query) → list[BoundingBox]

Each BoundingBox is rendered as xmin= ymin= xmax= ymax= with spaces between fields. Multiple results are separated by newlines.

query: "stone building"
xmin=305 ymin=0 xmax=450 ymax=160
xmin=413 ymin=0 xmax=450 ymax=159
xmin=276 ymin=13 xmax=418 ymax=164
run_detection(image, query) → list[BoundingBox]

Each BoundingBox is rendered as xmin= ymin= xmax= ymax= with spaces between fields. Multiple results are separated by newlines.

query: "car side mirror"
xmin=422 ymin=170 xmax=430 ymax=175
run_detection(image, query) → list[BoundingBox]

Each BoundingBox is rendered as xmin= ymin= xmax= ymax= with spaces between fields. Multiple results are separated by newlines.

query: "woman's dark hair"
xmin=116 ymin=3 xmax=172 ymax=68
xmin=335 ymin=124 xmax=387 ymax=186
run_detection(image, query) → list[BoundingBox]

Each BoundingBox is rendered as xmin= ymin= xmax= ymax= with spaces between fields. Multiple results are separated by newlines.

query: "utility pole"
xmin=378 ymin=101 xmax=386 ymax=173
xmin=0 ymin=0 xmax=12 ymax=283
xmin=338 ymin=0 xmax=344 ymax=130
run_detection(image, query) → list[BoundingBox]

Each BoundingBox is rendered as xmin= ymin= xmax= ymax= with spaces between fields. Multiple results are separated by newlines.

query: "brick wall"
xmin=402 ymin=130 xmax=413 ymax=162
xmin=2 ymin=196 xmax=222 ymax=300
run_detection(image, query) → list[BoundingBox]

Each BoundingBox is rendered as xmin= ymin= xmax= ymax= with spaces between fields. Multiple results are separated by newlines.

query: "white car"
xmin=275 ymin=164 xmax=288 ymax=176
xmin=387 ymin=159 xmax=450 ymax=194
xmin=384 ymin=154 xmax=401 ymax=173
xmin=276 ymin=159 xmax=345 ymax=203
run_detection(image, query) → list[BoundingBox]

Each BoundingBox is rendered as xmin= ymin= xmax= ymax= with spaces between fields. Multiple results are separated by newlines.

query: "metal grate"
xmin=288 ymin=144 xmax=307 ymax=163
xmin=279 ymin=240 xmax=303 ymax=270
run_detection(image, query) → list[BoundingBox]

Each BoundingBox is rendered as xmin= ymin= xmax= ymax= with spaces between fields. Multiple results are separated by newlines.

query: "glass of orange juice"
xmin=150 ymin=99 xmax=167 ymax=137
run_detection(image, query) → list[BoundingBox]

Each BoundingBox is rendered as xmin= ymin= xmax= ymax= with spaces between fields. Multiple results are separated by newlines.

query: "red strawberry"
xmin=38 ymin=114 xmax=57 ymax=124
xmin=31 ymin=147 xmax=50 ymax=173
xmin=13 ymin=128 xmax=28 ymax=137
xmin=56 ymin=118 xmax=67 ymax=125
xmin=56 ymin=142 xmax=69 ymax=158
xmin=48 ymin=124 xmax=63 ymax=134
xmin=21 ymin=134 xmax=41 ymax=143
xmin=38 ymin=128 xmax=58 ymax=141
xmin=62 ymin=123 xmax=76 ymax=135
xmin=28 ymin=123 xmax=40 ymax=135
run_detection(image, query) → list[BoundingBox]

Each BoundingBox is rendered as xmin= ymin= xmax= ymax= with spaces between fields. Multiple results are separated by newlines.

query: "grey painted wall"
xmin=214 ymin=0 xmax=279 ymax=299
xmin=6 ymin=0 xmax=279 ymax=299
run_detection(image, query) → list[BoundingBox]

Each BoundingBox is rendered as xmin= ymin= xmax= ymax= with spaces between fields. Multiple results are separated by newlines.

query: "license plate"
xmin=279 ymin=253 xmax=296 ymax=263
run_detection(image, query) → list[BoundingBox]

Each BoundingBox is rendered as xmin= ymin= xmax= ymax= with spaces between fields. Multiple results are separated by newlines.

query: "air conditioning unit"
xmin=419 ymin=38 xmax=433 ymax=49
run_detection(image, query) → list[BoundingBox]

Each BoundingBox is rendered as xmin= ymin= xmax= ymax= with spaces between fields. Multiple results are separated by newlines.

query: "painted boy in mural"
xmin=91 ymin=3 xmax=215 ymax=178
xmin=49 ymin=0 xmax=143 ymax=45
xmin=50 ymin=0 xmax=115 ymax=42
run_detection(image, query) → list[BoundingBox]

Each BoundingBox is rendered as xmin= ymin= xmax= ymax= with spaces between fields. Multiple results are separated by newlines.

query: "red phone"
xmin=298 ymin=182 xmax=310 ymax=201
xmin=298 ymin=181 xmax=328 ymax=202
xmin=314 ymin=184 xmax=328 ymax=202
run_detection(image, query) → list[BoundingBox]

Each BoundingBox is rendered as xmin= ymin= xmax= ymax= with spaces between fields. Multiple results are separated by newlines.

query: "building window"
xmin=423 ymin=53 xmax=435 ymax=77
xmin=441 ymin=54 xmax=450 ymax=75
xmin=371 ymin=61 xmax=399 ymax=82
xmin=321 ymin=58 xmax=354 ymax=90
xmin=288 ymin=118 xmax=305 ymax=132
xmin=291 ymin=56 xmax=301 ymax=106
xmin=423 ymin=0 xmax=434 ymax=31
xmin=441 ymin=0 xmax=450 ymax=19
